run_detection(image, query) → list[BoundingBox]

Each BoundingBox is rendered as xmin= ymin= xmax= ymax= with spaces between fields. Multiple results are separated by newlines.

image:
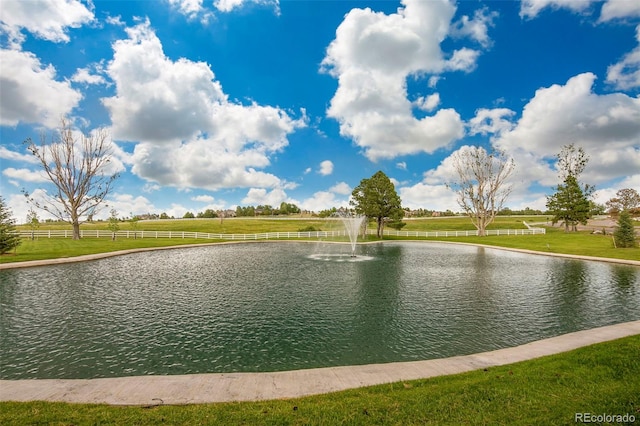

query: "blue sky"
xmin=1 ymin=0 xmax=639 ymax=222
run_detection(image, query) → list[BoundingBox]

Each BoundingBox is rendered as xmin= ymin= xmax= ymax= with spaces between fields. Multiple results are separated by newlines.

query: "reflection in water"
xmin=612 ymin=265 xmax=638 ymax=289
xmin=0 ymin=242 xmax=638 ymax=380
xmin=610 ymin=265 xmax=639 ymax=321
xmin=351 ymin=244 xmax=401 ymax=365
xmin=546 ymin=260 xmax=589 ymax=330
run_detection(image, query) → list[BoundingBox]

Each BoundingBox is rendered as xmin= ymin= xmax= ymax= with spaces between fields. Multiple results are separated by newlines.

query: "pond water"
xmin=1 ymin=241 xmax=638 ymax=379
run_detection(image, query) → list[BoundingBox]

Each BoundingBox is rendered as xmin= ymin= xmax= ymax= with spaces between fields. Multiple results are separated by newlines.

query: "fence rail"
xmin=379 ymin=228 xmax=545 ymax=237
xmin=18 ymin=227 xmax=545 ymax=240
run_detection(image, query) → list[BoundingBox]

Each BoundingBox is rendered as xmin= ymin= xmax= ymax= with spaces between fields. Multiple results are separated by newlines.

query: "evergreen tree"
xmin=0 ymin=196 xmax=21 ymax=254
xmin=350 ymin=171 xmax=404 ymax=238
xmin=546 ymin=175 xmax=591 ymax=232
xmin=546 ymin=144 xmax=594 ymax=232
xmin=613 ymin=210 xmax=637 ymax=248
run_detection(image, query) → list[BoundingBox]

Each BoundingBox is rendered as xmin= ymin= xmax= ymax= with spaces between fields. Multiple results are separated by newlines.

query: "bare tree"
xmin=556 ymin=143 xmax=589 ymax=180
xmin=447 ymin=146 xmax=515 ymax=236
xmin=24 ymin=118 xmax=119 ymax=240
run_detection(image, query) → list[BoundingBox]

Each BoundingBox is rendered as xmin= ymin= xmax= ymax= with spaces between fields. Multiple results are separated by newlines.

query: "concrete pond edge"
xmin=1 ymin=320 xmax=639 ymax=405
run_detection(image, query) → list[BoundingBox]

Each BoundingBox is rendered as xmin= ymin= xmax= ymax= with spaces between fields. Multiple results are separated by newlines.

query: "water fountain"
xmin=336 ymin=212 xmax=366 ymax=257
xmin=307 ymin=212 xmax=371 ymax=262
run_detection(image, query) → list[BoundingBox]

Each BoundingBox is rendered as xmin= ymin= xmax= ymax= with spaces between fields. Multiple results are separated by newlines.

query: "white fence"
xmin=379 ymin=228 xmax=545 ymax=237
xmin=18 ymin=227 xmax=545 ymax=240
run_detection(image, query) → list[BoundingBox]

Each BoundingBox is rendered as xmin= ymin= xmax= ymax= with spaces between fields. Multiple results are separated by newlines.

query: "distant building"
xmin=219 ymin=209 xmax=237 ymax=218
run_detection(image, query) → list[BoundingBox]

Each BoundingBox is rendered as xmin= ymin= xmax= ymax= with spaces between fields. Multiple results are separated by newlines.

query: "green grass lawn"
xmin=18 ymin=216 xmax=330 ymax=234
xmin=0 ymin=237 xmax=223 ymax=264
xmin=1 ymin=334 xmax=638 ymax=425
xmin=402 ymin=215 xmax=545 ymax=231
xmin=418 ymin=227 xmax=640 ymax=261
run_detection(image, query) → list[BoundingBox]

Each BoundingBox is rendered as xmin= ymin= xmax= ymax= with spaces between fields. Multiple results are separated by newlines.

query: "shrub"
xmin=613 ymin=210 xmax=637 ymax=248
xmin=0 ymin=196 xmax=21 ymax=254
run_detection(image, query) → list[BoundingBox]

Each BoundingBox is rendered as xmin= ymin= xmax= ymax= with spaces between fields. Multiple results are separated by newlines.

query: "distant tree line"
xmin=403 ymin=208 xmax=457 ymax=217
xmin=183 ymin=209 xmax=219 ymax=219
xmin=181 ymin=203 xmax=302 ymax=219
xmin=234 ymin=202 xmax=301 ymax=217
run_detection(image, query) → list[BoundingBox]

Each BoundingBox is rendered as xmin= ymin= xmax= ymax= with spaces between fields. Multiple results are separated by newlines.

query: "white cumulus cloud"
xmin=213 ymin=0 xmax=279 ymax=13
xmin=329 ymin=181 xmax=351 ymax=195
xmin=102 ymin=20 xmax=305 ymax=191
xmin=101 ymin=193 xmax=157 ymax=219
xmin=450 ymin=7 xmax=499 ymax=48
xmin=5 ymin=189 xmax=57 ymax=224
xmin=2 ymin=167 xmax=49 ymax=183
xmin=413 ymin=93 xmax=441 ymax=112
xmin=191 ymin=194 xmax=215 ymax=203
xmin=321 ymin=0 xmax=483 ymax=161
xmin=71 ymin=66 xmax=107 ymax=86
xmin=167 ymin=0 xmax=204 ymax=17
xmin=0 ymin=0 xmax=94 ymax=47
xmin=599 ymin=0 xmax=640 ymax=21
xmin=299 ymin=190 xmax=349 ymax=212
xmin=520 ymin=0 xmax=594 ymax=19
xmin=0 ymin=49 xmax=82 ymax=127
xmin=319 ymin=160 xmax=334 ymax=176
xmin=242 ymin=187 xmax=289 ymax=206
xmin=0 ymin=146 xmax=40 ymax=164
xmin=520 ymin=0 xmax=640 ymax=22
xmin=494 ymin=72 xmax=640 ymax=186
xmin=606 ymin=25 xmax=640 ymax=91
xmin=398 ymin=182 xmax=459 ymax=212
xmin=469 ymin=108 xmax=515 ymax=136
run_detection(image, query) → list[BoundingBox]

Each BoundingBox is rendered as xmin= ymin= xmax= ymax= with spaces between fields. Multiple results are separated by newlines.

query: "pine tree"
xmin=546 ymin=175 xmax=591 ymax=232
xmin=613 ymin=210 xmax=637 ymax=248
xmin=0 ymin=196 xmax=21 ymax=255
xmin=351 ymin=171 xmax=404 ymax=238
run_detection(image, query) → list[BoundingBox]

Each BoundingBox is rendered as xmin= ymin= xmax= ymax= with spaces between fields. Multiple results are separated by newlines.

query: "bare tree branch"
xmin=556 ymin=143 xmax=589 ymax=180
xmin=447 ymin=146 xmax=515 ymax=236
xmin=23 ymin=117 xmax=119 ymax=240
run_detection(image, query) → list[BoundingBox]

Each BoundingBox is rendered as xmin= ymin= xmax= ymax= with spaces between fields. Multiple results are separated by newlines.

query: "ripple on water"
xmin=0 ymin=242 xmax=638 ymax=379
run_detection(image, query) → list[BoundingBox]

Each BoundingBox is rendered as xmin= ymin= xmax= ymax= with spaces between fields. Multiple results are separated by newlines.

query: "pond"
xmin=1 ymin=241 xmax=638 ymax=379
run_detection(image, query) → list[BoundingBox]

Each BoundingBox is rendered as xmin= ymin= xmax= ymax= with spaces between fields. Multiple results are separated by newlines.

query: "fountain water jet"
xmin=336 ymin=212 xmax=366 ymax=257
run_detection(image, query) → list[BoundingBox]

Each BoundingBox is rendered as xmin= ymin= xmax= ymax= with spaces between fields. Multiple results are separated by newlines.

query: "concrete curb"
xmin=1 ymin=320 xmax=639 ymax=405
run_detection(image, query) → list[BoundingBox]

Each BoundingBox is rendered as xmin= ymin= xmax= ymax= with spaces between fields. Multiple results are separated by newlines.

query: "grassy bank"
xmin=0 ymin=238 xmax=222 ymax=264
xmin=4 ymin=216 xmax=638 ymax=264
xmin=425 ymin=227 xmax=639 ymax=261
xmin=1 ymin=334 xmax=638 ymax=425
